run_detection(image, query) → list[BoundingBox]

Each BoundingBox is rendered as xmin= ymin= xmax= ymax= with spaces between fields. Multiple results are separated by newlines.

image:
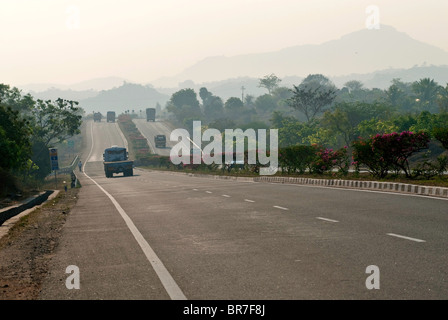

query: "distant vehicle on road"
xmin=107 ymin=111 xmax=116 ymax=123
xmin=93 ymin=112 xmax=102 ymax=122
xmin=146 ymin=108 xmax=156 ymax=122
xmin=103 ymin=146 xmax=133 ymax=178
xmin=154 ymin=135 xmax=166 ymax=148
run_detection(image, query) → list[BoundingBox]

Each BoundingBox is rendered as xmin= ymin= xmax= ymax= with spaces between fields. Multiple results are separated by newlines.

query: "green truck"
xmin=103 ymin=146 xmax=133 ymax=178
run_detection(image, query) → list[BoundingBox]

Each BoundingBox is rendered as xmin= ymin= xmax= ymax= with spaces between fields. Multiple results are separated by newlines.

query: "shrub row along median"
xmin=117 ymin=114 xmax=152 ymax=162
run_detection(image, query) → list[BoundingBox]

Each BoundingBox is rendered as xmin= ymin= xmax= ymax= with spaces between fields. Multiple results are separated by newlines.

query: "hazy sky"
xmin=1 ymin=0 xmax=447 ymax=87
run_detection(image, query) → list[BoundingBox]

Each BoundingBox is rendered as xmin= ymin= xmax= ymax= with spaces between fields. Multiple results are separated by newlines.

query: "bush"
xmin=311 ymin=146 xmax=349 ymax=175
xmin=118 ymin=114 xmax=151 ymax=159
xmin=352 ymin=131 xmax=430 ymax=178
xmin=433 ymin=127 xmax=448 ymax=150
xmin=279 ymin=145 xmax=317 ymax=174
xmin=412 ymin=153 xmax=447 ymax=179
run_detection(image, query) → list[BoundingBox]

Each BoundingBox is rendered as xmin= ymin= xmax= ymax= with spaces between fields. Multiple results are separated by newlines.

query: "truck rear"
xmin=107 ymin=111 xmax=116 ymax=123
xmin=146 ymin=108 xmax=156 ymax=122
xmin=103 ymin=146 xmax=134 ymax=177
xmin=154 ymin=135 xmax=166 ymax=148
xmin=93 ymin=112 xmax=102 ymax=122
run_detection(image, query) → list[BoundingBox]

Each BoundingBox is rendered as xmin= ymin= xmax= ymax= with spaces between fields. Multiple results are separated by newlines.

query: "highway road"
xmin=39 ymin=120 xmax=448 ymax=300
xmin=133 ymin=118 xmax=177 ymax=156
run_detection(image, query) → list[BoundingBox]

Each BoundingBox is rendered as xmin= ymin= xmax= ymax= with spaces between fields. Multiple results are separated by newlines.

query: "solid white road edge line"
xmin=84 ymin=121 xmax=187 ymax=300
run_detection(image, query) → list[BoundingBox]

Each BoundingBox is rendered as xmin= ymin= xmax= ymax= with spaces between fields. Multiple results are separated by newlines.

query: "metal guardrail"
xmin=60 ymin=155 xmax=80 ymax=174
xmin=48 ymin=155 xmax=80 ymax=176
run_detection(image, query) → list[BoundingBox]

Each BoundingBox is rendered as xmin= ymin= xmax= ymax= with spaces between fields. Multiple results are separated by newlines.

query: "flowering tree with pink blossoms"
xmin=352 ymin=131 xmax=430 ymax=178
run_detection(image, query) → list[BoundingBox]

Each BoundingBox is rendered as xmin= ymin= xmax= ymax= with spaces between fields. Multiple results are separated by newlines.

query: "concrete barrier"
xmin=252 ymin=175 xmax=448 ymax=199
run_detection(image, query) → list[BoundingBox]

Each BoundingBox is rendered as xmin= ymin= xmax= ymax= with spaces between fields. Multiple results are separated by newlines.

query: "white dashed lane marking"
xmin=316 ymin=217 xmax=339 ymax=223
xmin=387 ymin=233 xmax=426 ymax=243
xmin=273 ymin=206 xmax=289 ymax=211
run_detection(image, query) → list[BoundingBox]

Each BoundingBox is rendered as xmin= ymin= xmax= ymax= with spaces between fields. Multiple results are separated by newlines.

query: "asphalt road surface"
xmin=39 ymin=120 xmax=448 ymax=300
xmin=133 ymin=119 xmax=177 ymax=156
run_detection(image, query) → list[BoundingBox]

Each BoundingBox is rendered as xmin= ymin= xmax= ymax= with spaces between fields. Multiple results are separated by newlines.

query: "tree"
xmin=199 ymin=87 xmax=212 ymax=105
xmin=258 ymin=74 xmax=281 ymax=94
xmin=433 ymin=127 xmax=448 ymax=150
xmin=344 ymin=80 xmax=364 ymax=93
xmin=31 ymin=98 xmax=82 ymax=147
xmin=203 ymin=95 xmax=224 ymax=122
xmin=287 ymin=74 xmax=337 ymax=122
xmin=352 ymin=131 xmax=430 ymax=178
xmin=0 ymin=84 xmax=83 ymax=183
xmin=224 ymin=97 xmax=244 ymax=112
xmin=0 ymin=105 xmax=32 ymax=171
xmin=436 ymin=84 xmax=448 ymax=113
xmin=322 ymin=102 xmax=392 ymax=146
xmin=208 ymin=118 xmax=236 ymax=132
xmin=270 ymin=111 xmax=320 ymax=147
xmin=412 ymin=78 xmax=442 ymax=113
xmin=166 ymin=88 xmax=202 ymax=124
xmin=244 ymin=94 xmax=256 ymax=109
xmin=255 ymin=94 xmax=276 ymax=114
xmin=169 ymin=88 xmax=200 ymax=110
xmin=28 ymin=98 xmax=83 ymax=179
xmin=385 ymin=78 xmax=414 ymax=112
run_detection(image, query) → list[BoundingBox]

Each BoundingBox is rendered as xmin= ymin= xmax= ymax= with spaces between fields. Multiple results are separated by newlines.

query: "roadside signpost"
xmin=49 ymin=148 xmax=59 ymax=188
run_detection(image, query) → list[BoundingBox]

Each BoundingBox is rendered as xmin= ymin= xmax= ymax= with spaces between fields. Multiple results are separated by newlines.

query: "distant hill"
xmin=152 ymin=65 xmax=448 ymax=102
xmin=27 ymin=88 xmax=99 ymax=101
xmin=154 ymin=25 xmax=448 ymax=86
xmin=355 ymin=65 xmax=448 ymax=89
xmin=19 ymin=76 xmax=128 ymax=93
xmin=14 ymin=24 xmax=448 ymax=108
xmin=15 ymin=65 xmax=448 ymax=112
xmin=79 ymin=82 xmax=169 ymax=114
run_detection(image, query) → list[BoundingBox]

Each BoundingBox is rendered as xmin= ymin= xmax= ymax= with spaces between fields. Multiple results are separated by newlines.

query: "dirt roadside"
xmin=0 ymin=186 xmax=79 ymax=300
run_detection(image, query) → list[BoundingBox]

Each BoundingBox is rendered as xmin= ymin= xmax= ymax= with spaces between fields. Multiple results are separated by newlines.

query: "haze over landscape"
xmin=2 ymin=1 xmax=447 ymax=91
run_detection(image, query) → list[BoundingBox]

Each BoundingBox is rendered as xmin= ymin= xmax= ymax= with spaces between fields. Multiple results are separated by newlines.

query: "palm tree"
xmin=412 ymin=78 xmax=442 ymax=112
